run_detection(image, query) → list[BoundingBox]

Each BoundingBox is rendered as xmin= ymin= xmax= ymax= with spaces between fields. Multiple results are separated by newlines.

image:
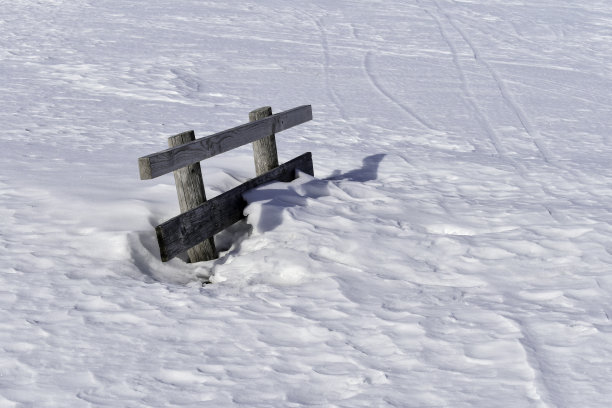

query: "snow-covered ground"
xmin=2 ymin=0 xmax=612 ymax=406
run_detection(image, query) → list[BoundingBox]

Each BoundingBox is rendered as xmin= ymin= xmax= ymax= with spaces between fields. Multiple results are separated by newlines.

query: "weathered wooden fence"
xmin=138 ymin=105 xmax=313 ymax=263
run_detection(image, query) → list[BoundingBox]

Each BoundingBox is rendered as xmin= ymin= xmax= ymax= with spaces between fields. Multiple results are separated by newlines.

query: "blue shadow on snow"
xmin=249 ymin=153 xmax=386 ymax=233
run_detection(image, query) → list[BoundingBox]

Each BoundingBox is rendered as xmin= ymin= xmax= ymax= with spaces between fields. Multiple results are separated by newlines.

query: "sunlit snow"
xmin=2 ymin=0 xmax=612 ymax=406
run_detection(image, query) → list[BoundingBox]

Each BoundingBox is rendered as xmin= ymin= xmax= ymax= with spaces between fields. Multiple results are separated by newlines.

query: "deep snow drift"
xmin=2 ymin=0 xmax=612 ymax=406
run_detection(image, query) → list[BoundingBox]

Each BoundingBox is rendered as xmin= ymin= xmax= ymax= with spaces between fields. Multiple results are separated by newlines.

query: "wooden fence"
xmin=138 ymin=105 xmax=313 ymax=263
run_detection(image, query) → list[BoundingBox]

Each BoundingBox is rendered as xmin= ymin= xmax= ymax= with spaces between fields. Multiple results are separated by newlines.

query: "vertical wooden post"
xmin=168 ymin=130 xmax=218 ymax=262
xmin=249 ymin=106 xmax=279 ymax=176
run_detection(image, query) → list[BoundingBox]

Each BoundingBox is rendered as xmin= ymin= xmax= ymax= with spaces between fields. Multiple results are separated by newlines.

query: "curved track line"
xmin=422 ymin=1 xmax=577 ymax=219
xmin=363 ymin=51 xmax=438 ymax=132
xmin=420 ymin=3 xmax=507 ymax=159
xmin=501 ymin=314 xmax=562 ymax=408
xmin=433 ymin=0 xmax=555 ymax=166
xmin=314 ymin=18 xmax=350 ymax=122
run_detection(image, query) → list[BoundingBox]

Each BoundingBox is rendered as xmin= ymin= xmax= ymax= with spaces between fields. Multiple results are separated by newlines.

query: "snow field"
xmin=2 ymin=0 xmax=612 ymax=406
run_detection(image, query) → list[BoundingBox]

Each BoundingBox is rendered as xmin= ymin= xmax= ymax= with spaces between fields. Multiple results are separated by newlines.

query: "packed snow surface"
xmin=2 ymin=0 xmax=612 ymax=406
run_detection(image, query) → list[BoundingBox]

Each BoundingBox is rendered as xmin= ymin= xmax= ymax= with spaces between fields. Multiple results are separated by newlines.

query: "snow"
xmin=2 ymin=0 xmax=612 ymax=406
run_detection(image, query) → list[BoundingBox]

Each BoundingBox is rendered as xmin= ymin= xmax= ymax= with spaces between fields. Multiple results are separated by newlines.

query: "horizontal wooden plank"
xmin=156 ymin=152 xmax=314 ymax=262
xmin=139 ymin=105 xmax=312 ymax=180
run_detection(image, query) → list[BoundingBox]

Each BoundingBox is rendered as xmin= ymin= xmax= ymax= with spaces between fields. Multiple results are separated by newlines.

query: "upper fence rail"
xmin=138 ymin=105 xmax=312 ymax=180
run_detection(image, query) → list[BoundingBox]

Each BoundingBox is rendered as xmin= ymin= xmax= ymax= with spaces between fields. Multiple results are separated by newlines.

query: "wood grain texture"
xmin=156 ymin=152 xmax=314 ymax=262
xmin=138 ymin=157 xmax=152 ymax=180
xmin=250 ymin=106 xmax=279 ymax=176
xmin=168 ymin=131 xmax=218 ymax=262
xmin=139 ymin=105 xmax=312 ymax=179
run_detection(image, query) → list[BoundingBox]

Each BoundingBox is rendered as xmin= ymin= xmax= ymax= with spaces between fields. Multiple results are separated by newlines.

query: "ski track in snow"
xmin=314 ymin=17 xmax=347 ymax=122
xmin=432 ymin=0 xmax=555 ymax=167
xmin=363 ymin=51 xmax=438 ymax=132
xmin=2 ymin=0 xmax=612 ymax=406
xmin=418 ymin=0 xmax=508 ymax=160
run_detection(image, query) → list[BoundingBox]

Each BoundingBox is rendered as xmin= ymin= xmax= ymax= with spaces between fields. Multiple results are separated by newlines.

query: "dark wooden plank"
xmin=156 ymin=152 xmax=314 ymax=262
xmin=139 ymin=105 xmax=312 ymax=180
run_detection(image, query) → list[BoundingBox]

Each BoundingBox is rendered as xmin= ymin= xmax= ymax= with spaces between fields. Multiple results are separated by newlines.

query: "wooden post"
xmin=168 ymin=130 xmax=218 ymax=262
xmin=249 ymin=106 xmax=279 ymax=176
